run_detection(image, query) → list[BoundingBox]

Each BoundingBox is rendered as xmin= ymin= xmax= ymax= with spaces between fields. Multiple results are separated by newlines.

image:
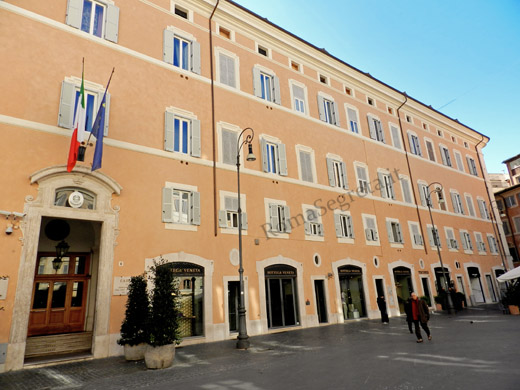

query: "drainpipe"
xmin=474 ymin=135 xmax=512 ymax=270
xmin=209 ymin=0 xmax=220 ymax=237
xmin=396 ymin=93 xmax=429 ymax=255
xmin=496 ymin=193 xmax=518 ymax=268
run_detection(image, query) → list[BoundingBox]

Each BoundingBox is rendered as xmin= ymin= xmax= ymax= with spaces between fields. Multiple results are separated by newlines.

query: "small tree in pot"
xmin=118 ymin=275 xmax=149 ymax=361
xmin=145 ymin=260 xmax=181 ymax=369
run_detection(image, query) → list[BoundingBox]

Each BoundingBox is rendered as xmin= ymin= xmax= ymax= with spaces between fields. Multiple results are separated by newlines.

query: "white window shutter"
xmin=326 ymin=158 xmax=335 ymax=186
xmin=450 ymin=193 xmax=458 ymax=213
xmin=190 ymin=191 xmax=201 ymax=225
xmin=241 ymin=212 xmax=248 ymax=230
xmin=332 ymin=101 xmax=340 ymax=126
xmin=334 ymin=214 xmax=342 ymax=237
xmin=190 ymin=119 xmax=201 ymax=157
xmin=58 ymin=80 xmax=77 ymax=129
xmin=284 ymin=205 xmax=291 ymax=233
xmin=318 ymin=223 xmax=324 ymax=236
xmin=386 ymin=221 xmax=394 ymax=243
xmin=460 ymin=231 xmax=467 ymax=250
xmin=226 ymin=55 xmax=236 ymax=88
xmin=102 ymin=92 xmax=111 ymax=136
xmin=191 ymin=41 xmax=201 ymax=74
xmin=304 ymin=221 xmax=311 ymax=235
xmin=278 ymin=143 xmax=288 ymax=176
xmin=365 ymin=228 xmax=372 ymax=241
xmin=375 ymin=120 xmax=385 ymax=143
xmin=66 ymin=0 xmax=83 ymax=29
xmin=397 ymin=224 xmax=403 ymax=243
xmin=252 ymin=67 xmax=262 ymax=98
xmin=273 ymin=75 xmax=281 ymax=105
xmin=378 ymin=173 xmax=387 ymax=198
xmin=347 ymin=216 xmax=354 ymax=238
xmin=269 ymin=204 xmax=279 ymax=232
xmin=367 ymin=116 xmax=377 ymax=139
xmin=260 ymin=138 xmax=269 ymax=172
xmin=219 ymin=53 xmax=228 ymax=85
xmin=162 ymin=187 xmax=174 ymax=223
xmin=317 ymin=95 xmax=326 ymax=122
xmin=164 ymin=111 xmax=174 ymax=151
xmin=347 ymin=108 xmax=358 ymax=132
xmin=340 ymin=162 xmax=348 ymax=189
xmin=104 ymin=4 xmax=120 ymax=43
xmin=218 ymin=210 xmax=227 ymax=228
xmin=163 ymin=29 xmax=174 ymax=64
xmin=391 ymin=126 xmax=401 ymax=149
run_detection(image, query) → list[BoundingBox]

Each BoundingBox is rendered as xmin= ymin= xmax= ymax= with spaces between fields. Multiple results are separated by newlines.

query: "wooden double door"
xmin=28 ymin=253 xmax=91 ymax=337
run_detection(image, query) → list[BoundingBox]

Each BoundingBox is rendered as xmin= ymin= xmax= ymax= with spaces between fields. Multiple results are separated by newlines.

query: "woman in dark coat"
xmin=408 ymin=292 xmax=431 ymax=343
xmin=377 ymin=294 xmax=389 ymax=324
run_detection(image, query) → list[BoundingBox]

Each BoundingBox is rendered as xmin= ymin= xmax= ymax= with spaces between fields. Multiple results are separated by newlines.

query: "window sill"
xmin=337 ymin=237 xmax=355 ymax=244
xmin=266 ymin=231 xmax=289 ymax=240
xmin=220 ymin=228 xmax=248 ymax=236
xmin=164 ymin=223 xmax=197 ymax=231
xmin=305 ymin=235 xmax=324 ymax=242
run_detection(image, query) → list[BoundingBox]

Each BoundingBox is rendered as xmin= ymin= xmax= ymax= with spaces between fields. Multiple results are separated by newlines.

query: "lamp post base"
xmin=236 ymin=335 xmax=250 ymax=350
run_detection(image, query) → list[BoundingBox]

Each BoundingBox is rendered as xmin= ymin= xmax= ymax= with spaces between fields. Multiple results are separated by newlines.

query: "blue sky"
xmin=235 ymin=0 xmax=520 ymax=174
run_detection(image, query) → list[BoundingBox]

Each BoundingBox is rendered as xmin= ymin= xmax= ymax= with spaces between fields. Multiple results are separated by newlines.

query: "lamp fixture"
xmin=53 ymin=240 xmax=70 ymax=271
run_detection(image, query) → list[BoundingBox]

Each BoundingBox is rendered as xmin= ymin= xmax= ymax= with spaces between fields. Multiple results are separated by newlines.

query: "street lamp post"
xmin=236 ymin=127 xmax=255 ymax=349
xmin=425 ymin=182 xmax=454 ymax=314
xmin=488 ymin=201 xmax=509 ymax=273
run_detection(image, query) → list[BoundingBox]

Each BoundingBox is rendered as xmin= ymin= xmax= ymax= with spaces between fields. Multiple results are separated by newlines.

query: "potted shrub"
xmin=144 ymin=261 xmax=181 ymax=369
xmin=118 ymin=275 xmax=149 ymax=361
xmin=433 ymin=295 xmax=443 ymax=311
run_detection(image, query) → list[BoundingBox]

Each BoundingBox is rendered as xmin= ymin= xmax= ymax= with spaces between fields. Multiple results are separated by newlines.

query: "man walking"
xmin=407 ymin=292 xmax=431 ymax=343
xmin=377 ymin=294 xmax=389 ymax=324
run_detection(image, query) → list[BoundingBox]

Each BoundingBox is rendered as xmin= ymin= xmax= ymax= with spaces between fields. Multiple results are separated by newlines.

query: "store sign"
xmin=170 ymin=262 xmax=204 ymax=276
xmin=113 ymin=276 xmax=131 ymax=296
xmin=394 ymin=268 xmax=411 ymax=276
xmin=418 ymin=271 xmax=429 ymax=274
xmin=265 ymin=265 xmax=297 ymax=277
xmin=338 ymin=266 xmax=362 ymax=276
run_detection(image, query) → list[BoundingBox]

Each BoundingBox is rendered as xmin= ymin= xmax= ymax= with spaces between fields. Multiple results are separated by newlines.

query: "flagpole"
xmin=86 ymin=67 xmax=115 ymax=145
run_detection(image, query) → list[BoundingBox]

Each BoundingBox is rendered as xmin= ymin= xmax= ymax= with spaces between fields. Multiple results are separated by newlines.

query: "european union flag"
xmin=91 ymin=90 xmax=107 ymax=171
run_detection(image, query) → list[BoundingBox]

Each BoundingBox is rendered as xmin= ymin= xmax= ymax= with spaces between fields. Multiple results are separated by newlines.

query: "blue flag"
xmin=91 ymin=91 xmax=107 ymax=171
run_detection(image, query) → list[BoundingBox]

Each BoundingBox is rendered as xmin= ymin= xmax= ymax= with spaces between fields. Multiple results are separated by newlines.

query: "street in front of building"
xmin=1 ymin=305 xmax=519 ymax=390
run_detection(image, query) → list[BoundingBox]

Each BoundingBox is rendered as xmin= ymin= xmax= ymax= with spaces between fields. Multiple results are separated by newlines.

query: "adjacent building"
xmin=0 ymin=0 xmax=510 ymax=371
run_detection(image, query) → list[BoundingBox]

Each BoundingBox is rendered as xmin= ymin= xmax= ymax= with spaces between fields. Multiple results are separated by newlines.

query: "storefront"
xmin=434 ymin=267 xmax=452 ymax=293
xmin=393 ymin=267 xmax=413 ymax=313
xmin=265 ymin=265 xmax=300 ymax=328
xmin=338 ymin=265 xmax=366 ymax=319
xmin=467 ymin=267 xmax=485 ymax=304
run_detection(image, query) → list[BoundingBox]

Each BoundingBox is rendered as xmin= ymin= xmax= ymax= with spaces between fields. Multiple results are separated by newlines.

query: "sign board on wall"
xmin=0 ymin=277 xmax=8 ymax=300
xmin=113 ymin=276 xmax=132 ymax=296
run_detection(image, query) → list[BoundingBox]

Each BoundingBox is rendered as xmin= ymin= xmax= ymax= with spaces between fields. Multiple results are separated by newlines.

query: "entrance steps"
xmin=25 ymin=331 xmax=92 ymax=358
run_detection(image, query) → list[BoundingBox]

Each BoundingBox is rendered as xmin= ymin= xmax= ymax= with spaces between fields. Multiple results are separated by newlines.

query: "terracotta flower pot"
xmin=144 ymin=343 xmax=175 ymax=369
xmin=508 ymin=305 xmax=520 ymax=315
xmin=124 ymin=343 xmax=146 ymax=361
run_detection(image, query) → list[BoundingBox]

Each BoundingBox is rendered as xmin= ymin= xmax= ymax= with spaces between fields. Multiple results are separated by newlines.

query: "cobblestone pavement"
xmin=1 ymin=305 xmax=519 ymax=390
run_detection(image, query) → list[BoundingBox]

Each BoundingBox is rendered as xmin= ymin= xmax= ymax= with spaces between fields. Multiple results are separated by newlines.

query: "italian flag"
xmin=67 ymin=69 xmax=86 ymax=172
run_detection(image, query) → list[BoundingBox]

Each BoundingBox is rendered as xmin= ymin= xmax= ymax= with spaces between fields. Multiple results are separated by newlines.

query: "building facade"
xmin=0 ymin=0 xmax=509 ymax=371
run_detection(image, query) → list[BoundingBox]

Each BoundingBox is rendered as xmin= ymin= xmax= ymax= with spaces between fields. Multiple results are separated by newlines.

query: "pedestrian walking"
xmin=406 ymin=292 xmax=431 ymax=343
xmin=404 ymin=297 xmax=413 ymax=334
xmin=377 ymin=294 xmax=389 ymax=324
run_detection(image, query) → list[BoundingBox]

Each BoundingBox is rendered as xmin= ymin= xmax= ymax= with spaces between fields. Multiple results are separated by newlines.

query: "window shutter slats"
xmin=326 ymin=158 xmax=335 ymax=187
xmin=367 ymin=116 xmax=377 ymax=139
xmin=273 ymin=75 xmax=281 ymax=105
xmin=191 ymin=191 xmax=201 ymax=225
xmin=260 ymin=138 xmax=269 ymax=172
xmin=102 ymin=92 xmax=111 ymax=136
xmin=66 ymin=0 xmax=83 ymax=29
xmin=278 ymin=142 xmax=288 ymax=176
xmin=347 ymin=216 xmax=354 ymax=238
xmin=163 ymin=29 xmax=175 ymax=64
xmin=391 ymin=126 xmax=401 ymax=149
xmin=252 ymin=67 xmax=262 ymax=98
xmin=269 ymin=204 xmax=279 ymax=232
xmin=162 ymin=187 xmax=174 ymax=223
xmin=191 ymin=41 xmax=201 ymax=74
xmin=58 ymin=80 xmax=77 ymax=129
xmin=190 ymin=119 xmax=201 ymax=157
xmin=241 ymin=212 xmax=248 ymax=230
xmin=332 ymin=101 xmax=340 ymax=126
xmin=164 ymin=111 xmax=174 ymax=151
xmin=340 ymin=162 xmax=348 ymax=189
xmin=104 ymin=4 xmax=120 ymax=43
xmin=218 ymin=210 xmax=227 ymax=228
xmin=284 ymin=205 xmax=291 ymax=233
xmin=386 ymin=221 xmax=394 ymax=243
xmin=317 ymin=95 xmax=326 ymax=122
xmin=334 ymin=213 xmax=342 ymax=237
xmin=378 ymin=172 xmax=387 ymax=198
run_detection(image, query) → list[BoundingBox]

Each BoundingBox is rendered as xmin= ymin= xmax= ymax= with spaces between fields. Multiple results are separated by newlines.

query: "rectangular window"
xmin=323 ymin=99 xmax=335 ymax=124
xmin=387 ymin=221 xmax=403 ymax=244
xmin=445 ymin=228 xmax=459 ymax=250
xmin=451 ymin=192 xmax=465 ymax=214
xmin=81 ymin=0 xmax=106 ymax=38
xmin=514 ymin=217 xmax=520 ymax=233
xmin=364 ymin=216 xmax=379 ymax=242
xmin=475 ymin=233 xmax=486 ymax=252
xmin=164 ymin=113 xmax=201 ymax=157
xmin=327 ymin=158 xmax=348 ymax=189
xmin=487 ymin=235 xmax=498 ymax=254
xmin=163 ymin=30 xmax=201 ymax=74
xmin=58 ymin=79 xmax=111 ymax=135
xmin=418 ymin=183 xmax=429 ymax=207
xmin=378 ymin=172 xmax=395 ymax=199
xmin=505 ymin=195 xmax=517 ymax=208
xmin=368 ymin=116 xmax=386 ymax=143
xmin=356 ymin=165 xmax=370 ymax=194
xmin=261 ymin=139 xmax=287 ymax=176
xmin=346 ymin=107 xmax=359 ymax=133
xmin=335 ymin=214 xmax=354 ymax=238
xmin=253 ymin=67 xmax=280 ymax=104
xmin=390 ymin=125 xmax=401 ymax=149
xmin=439 ymin=146 xmax=452 ymax=167
xmin=174 ymin=5 xmax=188 ymax=19
xmin=460 ymin=231 xmax=473 ymax=251
xmin=218 ymin=196 xmax=247 ymax=230
xmin=268 ymin=204 xmax=291 ymax=233
xmin=292 ymin=84 xmax=306 ymax=114
xmin=408 ymin=133 xmax=422 ymax=156
xmin=219 ymin=53 xmax=236 ymax=88
xmin=258 ymin=45 xmax=268 ymax=56
xmin=503 ymin=221 xmax=511 ymax=236
xmin=477 ymin=199 xmax=490 ymax=219
xmin=219 ymin=27 xmax=231 ymax=39
xmin=303 ymin=208 xmax=323 ymax=237
xmin=425 ymin=140 xmax=436 ymax=162
xmin=410 ymin=223 xmax=423 ymax=246
xmin=299 ymin=150 xmax=314 ymax=183
xmin=162 ymin=187 xmax=200 ymax=226
xmin=427 ymin=226 xmax=441 ymax=247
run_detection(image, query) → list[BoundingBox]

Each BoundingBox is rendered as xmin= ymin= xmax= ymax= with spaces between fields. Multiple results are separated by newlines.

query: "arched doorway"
xmin=265 ymin=265 xmax=300 ymax=328
xmin=338 ymin=265 xmax=366 ymax=319
xmin=393 ymin=266 xmax=413 ymax=313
